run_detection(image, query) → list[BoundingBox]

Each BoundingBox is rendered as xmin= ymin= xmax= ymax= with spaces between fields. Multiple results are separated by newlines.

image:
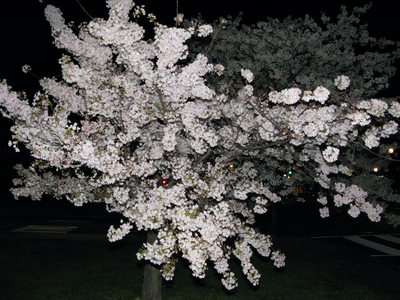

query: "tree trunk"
xmin=141 ymin=231 xmax=162 ymax=300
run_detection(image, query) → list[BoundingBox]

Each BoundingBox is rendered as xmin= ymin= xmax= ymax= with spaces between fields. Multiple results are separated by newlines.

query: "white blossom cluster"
xmin=241 ymin=68 xmax=254 ymax=83
xmin=197 ymin=24 xmax=213 ymax=37
xmin=333 ymin=183 xmax=383 ymax=222
xmin=334 ymin=75 xmax=351 ymax=90
xmin=107 ymin=221 xmax=133 ymax=242
xmin=1 ymin=0 xmax=400 ymax=292
xmin=214 ymin=64 xmax=225 ymax=76
xmin=322 ymin=146 xmax=340 ymax=163
xmin=269 ymin=87 xmax=302 ymax=105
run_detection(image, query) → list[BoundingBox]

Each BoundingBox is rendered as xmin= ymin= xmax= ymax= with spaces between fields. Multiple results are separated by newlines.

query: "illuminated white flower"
xmin=241 ymin=69 xmax=254 ymax=83
xmin=281 ymin=87 xmax=302 ymax=105
xmin=22 ymin=65 xmax=32 ymax=74
xmin=197 ymin=24 xmax=213 ymax=37
xmin=317 ymin=196 xmax=328 ymax=205
xmin=388 ymin=101 xmax=400 ymax=117
xmin=214 ymin=64 xmax=225 ymax=76
xmin=319 ymin=206 xmax=330 ymax=218
xmin=322 ymin=146 xmax=340 ymax=163
xmin=174 ymin=13 xmax=184 ymax=24
xmin=313 ymin=86 xmax=330 ymax=104
xmin=334 ymin=75 xmax=350 ymax=90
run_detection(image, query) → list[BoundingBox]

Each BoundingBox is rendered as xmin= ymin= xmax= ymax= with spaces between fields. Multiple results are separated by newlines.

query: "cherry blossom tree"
xmin=1 ymin=1 xmax=399 ymax=299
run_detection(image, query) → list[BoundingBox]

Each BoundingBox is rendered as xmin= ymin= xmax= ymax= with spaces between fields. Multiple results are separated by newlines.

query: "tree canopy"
xmin=1 ymin=1 xmax=399 ymax=297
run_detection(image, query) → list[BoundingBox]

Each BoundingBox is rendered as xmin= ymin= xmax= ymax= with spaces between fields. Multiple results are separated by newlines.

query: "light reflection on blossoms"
xmin=1 ymin=0 xmax=400 ymax=291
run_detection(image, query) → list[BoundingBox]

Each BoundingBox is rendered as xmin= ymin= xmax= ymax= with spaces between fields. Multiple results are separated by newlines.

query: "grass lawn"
xmin=1 ymin=234 xmax=399 ymax=300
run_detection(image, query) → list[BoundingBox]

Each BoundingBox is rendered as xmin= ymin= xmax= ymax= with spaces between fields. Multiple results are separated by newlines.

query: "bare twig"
xmin=76 ymin=0 xmax=94 ymax=20
xmin=175 ymin=0 xmax=179 ymax=27
xmin=205 ymin=23 xmax=222 ymax=56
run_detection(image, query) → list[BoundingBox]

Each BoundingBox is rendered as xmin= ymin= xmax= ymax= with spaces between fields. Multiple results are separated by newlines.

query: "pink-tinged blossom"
xmin=313 ymin=86 xmax=330 ymax=104
xmin=162 ymin=124 xmax=179 ymax=151
xmin=241 ymin=69 xmax=254 ymax=83
xmin=357 ymin=99 xmax=388 ymax=117
xmin=281 ymin=87 xmax=302 ymax=105
xmin=338 ymin=165 xmax=350 ymax=175
xmin=197 ymin=24 xmax=213 ymax=37
xmin=46 ymin=5 xmax=113 ymax=66
xmin=319 ymin=206 xmax=330 ymax=218
xmin=335 ymin=182 xmax=346 ymax=193
xmin=271 ymin=251 xmax=286 ymax=268
xmin=347 ymin=111 xmax=371 ymax=126
xmin=149 ymin=145 xmax=163 ymax=159
xmin=107 ymin=221 xmax=133 ymax=242
xmin=334 ymin=194 xmax=344 ymax=207
xmin=269 ymin=88 xmax=301 ymax=105
xmin=348 ymin=204 xmax=360 ymax=218
xmin=303 ymin=122 xmax=319 ymax=137
xmin=174 ymin=13 xmax=184 ymax=24
xmin=317 ymin=196 xmax=328 ymax=205
xmin=242 ymin=85 xmax=254 ymax=97
xmin=0 ymin=82 xmax=32 ymax=121
xmin=380 ymin=121 xmax=398 ymax=137
xmin=44 ymin=5 xmax=66 ymax=33
xmin=334 ymin=75 xmax=351 ymax=90
xmin=22 ymin=65 xmax=32 ymax=74
xmin=302 ymin=90 xmax=313 ymax=102
xmin=388 ymin=101 xmax=400 ymax=117
xmin=214 ymin=64 xmax=225 ymax=76
xmin=154 ymin=26 xmax=191 ymax=70
xmin=221 ymin=272 xmax=238 ymax=290
xmin=369 ymin=99 xmax=388 ymax=117
xmin=322 ymin=146 xmax=340 ymax=163
xmin=363 ymin=130 xmax=380 ymax=149
xmin=333 ymin=185 xmax=369 ymax=212
xmin=268 ymin=90 xmax=281 ymax=103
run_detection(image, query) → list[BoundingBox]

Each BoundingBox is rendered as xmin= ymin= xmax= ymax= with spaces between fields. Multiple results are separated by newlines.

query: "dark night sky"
xmin=0 ymin=0 xmax=399 ymax=210
xmin=0 ymin=0 xmax=399 ymax=95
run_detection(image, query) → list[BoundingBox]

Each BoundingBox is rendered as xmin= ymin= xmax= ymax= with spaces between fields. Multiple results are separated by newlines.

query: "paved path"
xmin=2 ymin=218 xmax=146 ymax=241
xmin=3 ymin=212 xmax=400 ymax=267
xmin=312 ymin=233 xmax=400 ymax=267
